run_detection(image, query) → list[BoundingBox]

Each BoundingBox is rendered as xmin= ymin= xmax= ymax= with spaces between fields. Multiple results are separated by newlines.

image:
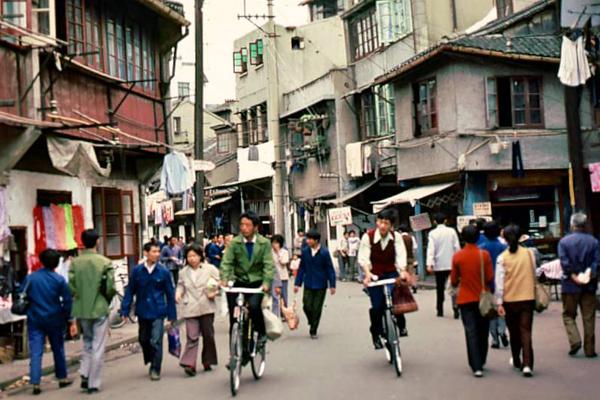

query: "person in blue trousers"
xmin=121 ymin=242 xmax=177 ymax=381
xmin=25 ymin=249 xmax=73 ymax=395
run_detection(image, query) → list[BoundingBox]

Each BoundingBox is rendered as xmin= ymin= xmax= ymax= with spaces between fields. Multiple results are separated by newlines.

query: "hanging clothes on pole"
xmin=72 ymin=205 xmax=85 ymax=248
xmin=512 ymin=141 xmax=525 ymax=178
xmin=51 ymin=204 xmax=67 ymax=251
xmin=43 ymin=206 xmax=56 ymax=249
xmin=160 ymin=151 xmax=194 ymax=195
xmin=61 ymin=204 xmax=78 ymax=250
xmin=33 ymin=207 xmax=47 ymax=256
xmin=558 ymin=34 xmax=592 ymax=87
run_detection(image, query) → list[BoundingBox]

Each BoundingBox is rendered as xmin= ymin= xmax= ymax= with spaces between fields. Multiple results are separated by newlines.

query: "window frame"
xmin=217 ymin=132 xmax=231 ymax=154
xmin=92 ymin=187 xmax=135 ymax=259
xmin=486 ymin=76 xmax=544 ymax=129
xmin=350 ymin=6 xmax=379 ymax=61
xmin=413 ymin=77 xmax=438 ymax=137
xmin=177 ymin=82 xmax=190 ymax=99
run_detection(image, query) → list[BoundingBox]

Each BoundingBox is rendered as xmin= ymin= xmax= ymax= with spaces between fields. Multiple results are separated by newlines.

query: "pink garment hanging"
xmin=51 ymin=204 xmax=67 ymax=251
xmin=72 ymin=205 xmax=85 ymax=248
xmin=33 ymin=206 xmax=47 ymax=256
xmin=590 ymin=162 xmax=600 ymax=193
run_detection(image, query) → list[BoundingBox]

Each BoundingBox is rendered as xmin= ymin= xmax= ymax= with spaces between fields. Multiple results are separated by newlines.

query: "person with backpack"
xmin=69 ymin=229 xmax=116 ymax=394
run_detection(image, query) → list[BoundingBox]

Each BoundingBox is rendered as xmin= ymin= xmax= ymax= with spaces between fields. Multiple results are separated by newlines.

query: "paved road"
xmin=12 ymin=283 xmax=600 ymax=399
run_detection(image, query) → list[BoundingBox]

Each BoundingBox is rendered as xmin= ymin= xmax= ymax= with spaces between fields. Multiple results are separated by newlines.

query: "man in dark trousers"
xmin=294 ymin=229 xmax=336 ymax=339
xmin=121 ymin=242 xmax=177 ymax=381
xmin=359 ymin=209 xmax=409 ymax=348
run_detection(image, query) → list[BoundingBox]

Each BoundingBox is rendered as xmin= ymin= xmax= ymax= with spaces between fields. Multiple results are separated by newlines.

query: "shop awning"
xmin=204 ymin=176 xmax=271 ymax=191
xmin=174 ymin=196 xmax=233 ymax=217
xmin=372 ymin=182 xmax=456 ymax=213
xmin=316 ymin=179 xmax=380 ymax=205
xmin=208 ymin=196 xmax=232 ymax=208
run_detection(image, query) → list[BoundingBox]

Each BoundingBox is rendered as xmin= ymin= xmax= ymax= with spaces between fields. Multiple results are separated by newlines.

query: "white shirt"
xmin=358 ymin=230 xmax=407 ymax=272
xmin=310 ymin=245 xmax=321 ymax=257
xmin=426 ymin=224 xmax=460 ymax=271
xmin=145 ymin=261 xmax=157 ymax=275
xmin=243 ymin=235 xmax=257 ymax=244
xmin=348 ymin=236 xmax=361 ymax=257
xmin=272 ymin=248 xmax=290 ymax=281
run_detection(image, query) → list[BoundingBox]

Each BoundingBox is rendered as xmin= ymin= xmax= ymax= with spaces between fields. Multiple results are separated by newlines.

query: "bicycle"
xmin=109 ymin=270 xmax=137 ymax=329
xmin=367 ymin=276 xmax=402 ymax=377
xmin=223 ymin=286 xmax=267 ymax=396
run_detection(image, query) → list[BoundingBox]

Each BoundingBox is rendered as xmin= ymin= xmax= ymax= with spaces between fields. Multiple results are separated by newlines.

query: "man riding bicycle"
xmin=358 ymin=209 xmax=409 ymax=349
xmin=220 ymin=211 xmax=275 ymax=359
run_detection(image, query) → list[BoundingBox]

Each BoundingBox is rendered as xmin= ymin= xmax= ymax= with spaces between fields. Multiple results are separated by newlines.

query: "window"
xmin=32 ymin=0 xmax=55 ymax=36
xmin=233 ymin=48 xmax=248 ymax=74
xmin=376 ymin=0 xmax=412 ymax=44
xmin=66 ymin=0 xmax=84 ymax=54
xmin=3 ymin=1 xmax=27 ymax=28
xmin=413 ymin=78 xmax=437 ymax=136
xmin=248 ymin=108 xmax=258 ymax=144
xmin=173 ymin=116 xmax=182 ymax=134
xmin=93 ymin=188 xmax=135 ymax=258
xmin=486 ymin=76 xmax=543 ymax=128
xmin=359 ymin=91 xmax=377 ymax=138
xmin=350 ymin=7 xmax=379 ymax=60
xmin=309 ymin=0 xmax=343 ymax=21
xmin=178 ymin=82 xmax=190 ymax=99
xmin=84 ymin=3 xmax=102 ymax=69
xmin=291 ymin=36 xmax=304 ymax=50
xmin=374 ymin=84 xmax=396 ymax=136
xmin=239 ymin=111 xmax=249 ymax=147
xmin=258 ymin=104 xmax=268 ymax=142
xmin=496 ymin=0 xmax=513 ymax=19
xmin=217 ymin=132 xmax=232 ymax=154
xmin=249 ymin=39 xmax=264 ymax=65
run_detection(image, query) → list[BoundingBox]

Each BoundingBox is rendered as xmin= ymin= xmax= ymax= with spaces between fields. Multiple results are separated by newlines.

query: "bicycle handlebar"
xmin=222 ymin=287 xmax=264 ymax=294
xmin=367 ymin=278 xmax=398 ymax=287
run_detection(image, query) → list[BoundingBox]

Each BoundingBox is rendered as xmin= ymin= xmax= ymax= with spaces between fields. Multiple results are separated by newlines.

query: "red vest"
xmin=367 ymin=229 xmax=396 ymax=276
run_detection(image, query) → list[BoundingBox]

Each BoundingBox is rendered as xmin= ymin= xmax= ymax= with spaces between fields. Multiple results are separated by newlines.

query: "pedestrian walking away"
xmin=121 ymin=242 xmax=177 ymax=381
xmin=271 ymin=234 xmax=290 ymax=315
xmin=558 ymin=213 xmax=599 ymax=358
xmin=337 ymin=231 xmax=349 ymax=281
xmin=478 ymin=221 xmax=509 ymax=349
xmin=359 ymin=209 xmax=409 ymax=348
xmin=294 ymin=229 xmax=336 ymax=339
xmin=24 ymin=249 xmax=74 ymax=395
xmin=451 ymin=225 xmax=494 ymax=378
xmin=176 ymin=243 xmax=220 ymax=376
xmin=69 ymin=229 xmax=116 ymax=393
xmin=161 ymin=236 xmax=183 ymax=286
xmin=220 ymin=211 xmax=275 ymax=355
xmin=495 ymin=224 xmax=537 ymax=377
xmin=427 ymin=213 xmax=461 ymax=318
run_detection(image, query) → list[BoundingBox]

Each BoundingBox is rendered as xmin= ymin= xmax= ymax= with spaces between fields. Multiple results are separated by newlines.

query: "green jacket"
xmin=69 ymin=250 xmax=116 ymax=319
xmin=220 ymin=234 xmax=275 ymax=288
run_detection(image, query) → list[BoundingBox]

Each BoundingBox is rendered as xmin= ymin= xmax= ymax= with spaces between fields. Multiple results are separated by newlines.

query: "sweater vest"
xmin=368 ymin=229 xmax=396 ymax=276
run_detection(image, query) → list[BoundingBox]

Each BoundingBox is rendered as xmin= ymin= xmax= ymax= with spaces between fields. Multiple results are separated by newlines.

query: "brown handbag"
xmin=392 ymin=281 xmax=419 ymax=315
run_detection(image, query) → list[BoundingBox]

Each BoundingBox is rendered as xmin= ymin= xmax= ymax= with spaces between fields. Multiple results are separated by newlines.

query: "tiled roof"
xmin=451 ymin=35 xmax=561 ymax=58
xmin=472 ymin=0 xmax=554 ymax=36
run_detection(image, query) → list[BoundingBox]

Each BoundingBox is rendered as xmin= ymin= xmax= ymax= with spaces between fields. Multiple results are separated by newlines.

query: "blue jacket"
xmin=479 ymin=237 xmax=508 ymax=292
xmin=24 ymin=268 xmax=72 ymax=328
xmin=207 ymin=243 xmax=223 ymax=268
xmin=294 ymin=246 xmax=336 ymax=290
xmin=558 ymin=232 xmax=600 ymax=294
xmin=160 ymin=245 xmax=182 ymax=271
xmin=121 ymin=263 xmax=177 ymax=321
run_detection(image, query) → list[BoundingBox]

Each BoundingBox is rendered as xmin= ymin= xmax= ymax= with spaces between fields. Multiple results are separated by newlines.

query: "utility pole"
xmin=564 ymin=86 xmax=591 ymax=222
xmin=265 ymin=0 xmax=285 ymax=237
xmin=194 ymin=0 xmax=205 ymax=241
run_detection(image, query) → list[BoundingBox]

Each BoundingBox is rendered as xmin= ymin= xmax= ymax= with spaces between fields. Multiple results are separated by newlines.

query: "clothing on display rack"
xmin=33 ymin=205 xmax=83 ymax=253
xmin=42 ymin=206 xmax=56 ymax=249
xmin=33 ymin=206 xmax=46 ymax=256
xmin=72 ymin=205 xmax=85 ymax=248
xmin=61 ymin=204 xmax=78 ymax=250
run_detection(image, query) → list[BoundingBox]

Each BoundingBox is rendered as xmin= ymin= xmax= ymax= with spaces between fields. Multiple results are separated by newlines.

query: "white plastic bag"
xmin=261 ymin=296 xmax=283 ymax=340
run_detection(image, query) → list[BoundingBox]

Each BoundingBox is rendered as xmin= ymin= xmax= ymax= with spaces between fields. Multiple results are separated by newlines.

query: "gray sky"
xmin=176 ymin=0 xmax=309 ymax=105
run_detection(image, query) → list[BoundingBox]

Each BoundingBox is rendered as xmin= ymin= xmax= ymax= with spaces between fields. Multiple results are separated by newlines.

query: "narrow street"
xmin=12 ymin=284 xmax=599 ymax=400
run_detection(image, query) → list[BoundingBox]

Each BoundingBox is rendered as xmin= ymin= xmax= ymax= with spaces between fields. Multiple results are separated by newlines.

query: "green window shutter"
xmin=233 ymin=51 xmax=243 ymax=73
xmin=376 ymin=1 xmax=394 ymax=44
xmin=249 ymin=42 xmax=258 ymax=65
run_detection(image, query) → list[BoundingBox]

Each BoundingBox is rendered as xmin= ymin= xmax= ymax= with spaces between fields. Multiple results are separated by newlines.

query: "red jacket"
xmin=450 ymin=244 xmax=493 ymax=305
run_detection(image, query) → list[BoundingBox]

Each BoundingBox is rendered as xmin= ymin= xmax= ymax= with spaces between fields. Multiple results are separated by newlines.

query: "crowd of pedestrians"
xmin=17 ymin=206 xmax=599 ymax=395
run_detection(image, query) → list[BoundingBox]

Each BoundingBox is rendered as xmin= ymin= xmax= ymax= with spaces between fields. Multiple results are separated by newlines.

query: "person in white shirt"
xmin=271 ymin=234 xmax=290 ymax=316
xmin=358 ymin=209 xmax=409 ymax=347
xmin=426 ymin=213 xmax=461 ymax=318
xmin=337 ymin=232 xmax=349 ymax=281
xmin=347 ymin=230 xmax=361 ymax=282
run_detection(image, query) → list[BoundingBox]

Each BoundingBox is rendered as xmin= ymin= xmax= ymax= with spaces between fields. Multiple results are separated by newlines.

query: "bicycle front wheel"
xmin=385 ymin=312 xmax=402 ymax=377
xmin=251 ymin=340 xmax=266 ymax=380
xmin=229 ymin=322 xmax=243 ymax=396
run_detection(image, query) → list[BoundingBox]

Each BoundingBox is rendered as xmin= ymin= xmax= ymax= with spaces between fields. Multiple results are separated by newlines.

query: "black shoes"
xmin=87 ymin=388 xmax=99 ymax=395
xmin=569 ymin=343 xmax=582 ymax=356
xmin=81 ymin=376 xmax=89 ymax=390
xmin=501 ymin=334 xmax=510 ymax=347
xmin=58 ymin=379 xmax=73 ymax=389
xmin=32 ymin=385 xmax=41 ymax=396
xmin=453 ymin=308 xmax=460 ymax=320
xmin=399 ymin=329 xmax=408 ymax=337
xmin=373 ymin=337 xmax=384 ymax=350
xmin=585 ymin=353 xmax=598 ymax=358
xmin=491 ymin=342 xmax=500 ymax=349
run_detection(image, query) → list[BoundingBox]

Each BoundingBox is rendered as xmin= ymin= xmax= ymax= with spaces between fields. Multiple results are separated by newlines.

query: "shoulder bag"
xmin=528 ymin=249 xmax=550 ymax=313
xmin=11 ymin=279 xmax=31 ymax=316
xmin=478 ymin=251 xmax=497 ymax=319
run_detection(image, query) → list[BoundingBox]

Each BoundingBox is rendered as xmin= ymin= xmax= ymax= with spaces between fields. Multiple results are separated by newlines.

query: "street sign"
xmin=192 ymin=160 xmax=216 ymax=172
xmin=409 ymin=213 xmax=431 ymax=232
xmin=473 ymin=202 xmax=492 ymax=217
xmin=328 ymin=207 xmax=352 ymax=226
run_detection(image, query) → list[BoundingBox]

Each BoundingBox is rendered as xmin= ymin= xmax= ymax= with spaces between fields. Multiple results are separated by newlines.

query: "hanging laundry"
xmin=33 ymin=207 xmax=47 ymax=256
xmin=72 ymin=205 xmax=85 ymax=248
xmin=558 ymin=35 xmax=592 ymax=87
xmin=154 ymin=203 xmax=164 ymax=226
xmin=363 ymin=144 xmax=373 ymax=175
xmin=512 ymin=141 xmax=525 ymax=178
xmin=43 ymin=206 xmax=56 ymax=249
xmin=345 ymin=142 xmax=363 ymax=177
xmin=160 ymin=151 xmax=194 ymax=195
xmin=0 ymin=187 xmax=10 ymax=243
xmin=590 ymin=161 xmax=600 ymax=192
xmin=51 ymin=204 xmax=67 ymax=251
xmin=61 ymin=204 xmax=78 ymax=250
xmin=160 ymin=201 xmax=174 ymax=227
